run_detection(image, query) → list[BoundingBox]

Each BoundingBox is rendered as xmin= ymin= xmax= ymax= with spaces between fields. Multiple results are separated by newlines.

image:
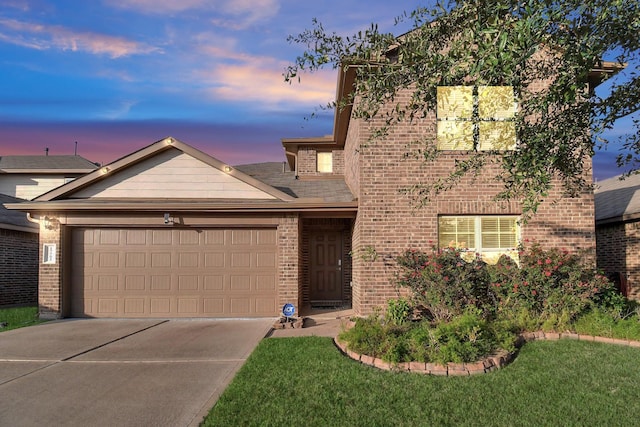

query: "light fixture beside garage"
xmin=163 ymin=213 xmax=174 ymax=225
xmin=223 ymin=165 xmax=233 ymax=173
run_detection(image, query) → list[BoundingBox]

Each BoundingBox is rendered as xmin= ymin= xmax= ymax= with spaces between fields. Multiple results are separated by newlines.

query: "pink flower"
xmin=545 ymin=258 xmax=552 ymax=264
xmin=544 ymin=271 xmax=552 ymax=277
xmin=532 ymin=290 xmax=537 ymax=296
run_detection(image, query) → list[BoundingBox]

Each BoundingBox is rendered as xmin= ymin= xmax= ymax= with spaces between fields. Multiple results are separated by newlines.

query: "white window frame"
xmin=438 ymin=215 xmax=520 ymax=263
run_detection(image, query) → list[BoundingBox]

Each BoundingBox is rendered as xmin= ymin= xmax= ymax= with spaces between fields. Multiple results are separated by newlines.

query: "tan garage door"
xmin=69 ymin=228 xmax=278 ymax=318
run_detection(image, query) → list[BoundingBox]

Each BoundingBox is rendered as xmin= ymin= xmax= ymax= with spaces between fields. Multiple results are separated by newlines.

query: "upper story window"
xmin=317 ymin=151 xmax=333 ymax=173
xmin=437 ymin=86 xmax=516 ymax=151
xmin=438 ymin=215 xmax=520 ymax=264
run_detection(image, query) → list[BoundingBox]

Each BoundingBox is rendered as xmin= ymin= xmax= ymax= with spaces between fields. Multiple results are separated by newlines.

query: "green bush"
xmin=339 ymin=243 xmax=640 ymax=366
xmin=342 ymin=310 xmax=513 ymax=364
xmin=386 ymin=297 xmax=412 ymax=325
xmin=573 ymin=308 xmax=640 ymax=341
xmin=395 ymin=247 xmax=494 ymax=321
xmin=487 ymin=243 xmax=617 ymax=328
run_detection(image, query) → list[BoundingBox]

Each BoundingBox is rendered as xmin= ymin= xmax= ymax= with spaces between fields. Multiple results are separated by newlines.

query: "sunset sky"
xmin=0 ymin=0 xmax=633 ymax=180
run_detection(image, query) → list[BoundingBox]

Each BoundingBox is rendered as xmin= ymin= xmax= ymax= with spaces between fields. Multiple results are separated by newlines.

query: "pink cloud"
xmin=0 ymin=18 xmax=160 ymax=58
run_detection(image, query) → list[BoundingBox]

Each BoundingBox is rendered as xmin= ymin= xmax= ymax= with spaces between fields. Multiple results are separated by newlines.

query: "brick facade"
xmin=343 ymin=94 xmax=595 ymax=315
xmin=37 ymin=214 xmax=64 ymax=319
xmin=596 ymin=221 xmax=640 ymax=299
xmin=277 ymin=214 xmax=302 ymax=310
xmin=0 ymin=228 xmax=38 ymax=308
xmin=297 ymin=147 xmax=345 ymax=177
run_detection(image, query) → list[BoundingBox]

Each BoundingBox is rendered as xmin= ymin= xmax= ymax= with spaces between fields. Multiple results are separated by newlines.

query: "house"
xmin=0 ymin=155 xmax=97 ymax=200
xmin=4 ymin=58 xmax=617 ymax=320
xmin=1 ymin=155 xmax=97 ymax=308
xmin=0 ymin=193 xmax=38 ymax=308
xmin=594 ymin=174 xmax=640 ymax=299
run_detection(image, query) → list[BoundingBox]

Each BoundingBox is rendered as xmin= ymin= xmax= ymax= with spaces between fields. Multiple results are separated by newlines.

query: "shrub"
xmin=341 ymin=310 xmax=513 ymax=364
xmin=386 ymin=297 xmax=412 ymax=325
xmin=573 ymin=308 xmax=640 ymax=341
xmin=395 ymin=247 xmax=494 ymax=322
xmin=487 ymin=243 xmax=617 ymax=326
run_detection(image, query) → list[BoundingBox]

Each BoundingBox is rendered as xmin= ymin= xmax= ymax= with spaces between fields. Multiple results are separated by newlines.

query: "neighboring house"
xmin=0 ymin=154 xmax=97 ymax=307
xmin=0 ymin=193 xmax=38 ymax=308
xmin=4 ymin=60 xmax=617 ymax=319
xmin=594 ymin=174 xmax=640 ymax=299
xmin=0 ymin=155 xmax=97 ymax=200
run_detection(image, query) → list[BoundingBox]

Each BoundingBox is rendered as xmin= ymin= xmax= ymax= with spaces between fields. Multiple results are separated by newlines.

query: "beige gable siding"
xmin=73 ymin=150 xmax=276 ymax=199
xmin=0 ymin=176 xmax=70 ymax=200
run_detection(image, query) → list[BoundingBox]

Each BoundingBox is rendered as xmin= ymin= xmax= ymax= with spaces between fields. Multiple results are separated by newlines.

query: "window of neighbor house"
xmin=438 ymin=215 xmax=520 ymax=264
xmin=437 ymin=86 xmax=516 ymax=151
xmin=317 ymin=151 xmax=333 ymax=173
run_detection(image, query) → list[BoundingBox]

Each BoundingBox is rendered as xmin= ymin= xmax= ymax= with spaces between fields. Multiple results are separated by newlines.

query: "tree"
xmin=285 ymin=0 xmax=640 ymax=218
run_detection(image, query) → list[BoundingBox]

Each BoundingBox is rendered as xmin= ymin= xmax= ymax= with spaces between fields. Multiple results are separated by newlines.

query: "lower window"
xmin=438 ymin=216 xmax=520 ymax=264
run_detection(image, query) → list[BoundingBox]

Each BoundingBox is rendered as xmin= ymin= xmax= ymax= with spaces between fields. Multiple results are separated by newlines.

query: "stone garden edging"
xmin=333 ymin=327 xmax=640 ymax=376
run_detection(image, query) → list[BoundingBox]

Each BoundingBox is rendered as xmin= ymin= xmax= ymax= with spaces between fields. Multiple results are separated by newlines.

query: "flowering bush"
xmin=487 ymin=243 xmax=615 ymax=330
xmin=395 ymin=247 xmax=494 ymax=322
xmin=396 ymin=243 xmax=618 ymax=329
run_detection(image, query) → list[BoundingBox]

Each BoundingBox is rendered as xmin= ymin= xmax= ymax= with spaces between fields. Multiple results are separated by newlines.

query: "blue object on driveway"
xmin=282 ymin=303 xmax=295 ymax=318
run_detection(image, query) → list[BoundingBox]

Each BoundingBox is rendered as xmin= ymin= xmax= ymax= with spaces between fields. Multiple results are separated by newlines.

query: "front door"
xmin=310 ymin=231 xmax=343 ymax=302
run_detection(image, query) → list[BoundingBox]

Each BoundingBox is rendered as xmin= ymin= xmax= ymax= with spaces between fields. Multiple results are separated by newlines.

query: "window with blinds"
xmin=317 ymin=151 xmax=333 ymax=173
xmin=437 ymin=86 xmax=516 ymax=151
xmin=438 ymin=216 xmax=519 ymax=263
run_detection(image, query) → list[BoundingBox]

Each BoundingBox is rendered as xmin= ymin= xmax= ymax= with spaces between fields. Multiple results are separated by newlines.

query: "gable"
xmin=72 ymin=149 xmax=277 ymax=200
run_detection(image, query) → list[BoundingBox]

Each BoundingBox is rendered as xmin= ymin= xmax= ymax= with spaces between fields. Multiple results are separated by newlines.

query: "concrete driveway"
xmin=0 ymin=318 xmax=273 ymax=427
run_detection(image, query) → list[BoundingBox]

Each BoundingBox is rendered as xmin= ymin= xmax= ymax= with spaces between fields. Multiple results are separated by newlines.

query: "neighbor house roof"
xmin=594 ymin=174 xmax=640 ymax=224
xmin=0 ymin=193 xmax=38 ymax=233
xmin=0 ymin=155 xmax=97 ymax=174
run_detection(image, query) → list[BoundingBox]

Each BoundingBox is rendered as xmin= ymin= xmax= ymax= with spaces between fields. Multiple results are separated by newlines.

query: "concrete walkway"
xmin=0 ymin=318 xmax=272 ymax=427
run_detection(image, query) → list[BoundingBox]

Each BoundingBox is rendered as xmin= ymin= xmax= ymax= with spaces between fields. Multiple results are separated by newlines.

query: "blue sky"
xmin=0 ymin=0 xmax=632 ymax=180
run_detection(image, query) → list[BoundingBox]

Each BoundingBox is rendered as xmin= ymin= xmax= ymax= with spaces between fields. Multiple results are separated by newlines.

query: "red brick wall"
xmin=297 ymin=147 xmax=345 ymax=177
xmin=596 ymin=221 xmax=640 ymax=299
xmin=277 ymin=214 xmax=302 ymax=310
xmin=37 ymin=215 xmax=64 ymax=319
xmin=0 ymin=228 xmax=38 ymax=307
xmin=346 ymin=94 xmax=596 ymax=315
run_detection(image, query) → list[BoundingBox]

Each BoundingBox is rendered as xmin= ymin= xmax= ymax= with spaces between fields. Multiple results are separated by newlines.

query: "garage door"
xmin=69 ymin=228 xmax=278 ymax=318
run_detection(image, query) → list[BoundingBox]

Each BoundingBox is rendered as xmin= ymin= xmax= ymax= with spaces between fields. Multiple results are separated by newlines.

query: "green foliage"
xmin=286 ymin=1 xmax=640 ymax=218
xmin=386 ymin=297 xmax=412 ymax=325
xmin=341 ymin=310 xmax=512 ymax=364
xmin=573 ymin=308 xmax=640 ymax=340
xmin=488 ymin=243 xmax=617 ymax=329
xmin=395 ymin=247 xmax=494 ymax=321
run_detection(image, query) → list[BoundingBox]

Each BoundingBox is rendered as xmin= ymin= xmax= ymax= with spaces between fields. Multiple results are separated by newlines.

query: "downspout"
xmin=26 ymin=212 xmax=41 ymax=225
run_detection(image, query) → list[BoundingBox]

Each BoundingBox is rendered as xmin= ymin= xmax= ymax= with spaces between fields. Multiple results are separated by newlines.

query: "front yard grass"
xmin=203 ymin=336 xmax=640 ymax=426
xmin=0 ymin=306 xmax=42 ymax=332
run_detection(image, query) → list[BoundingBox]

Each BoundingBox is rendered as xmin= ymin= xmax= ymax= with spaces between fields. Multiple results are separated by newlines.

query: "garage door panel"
xmin=70 ymin=227 xmax=278 ymax=318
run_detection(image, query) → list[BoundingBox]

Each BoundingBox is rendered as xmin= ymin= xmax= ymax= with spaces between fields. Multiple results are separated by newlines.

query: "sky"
xmin=0 ymin=0 xmax=634 ymax=180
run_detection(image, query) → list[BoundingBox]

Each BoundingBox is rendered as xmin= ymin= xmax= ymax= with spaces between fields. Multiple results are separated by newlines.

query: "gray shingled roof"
xmin=0 ymin=155 xmax=97 ymax=172
xmin=0 ymin=193 xmax=38 ymax=231
xmin=594 ymin=174 xmax=640 ymax=222
xmin=235 ymin=162 xmax=355 ymax=203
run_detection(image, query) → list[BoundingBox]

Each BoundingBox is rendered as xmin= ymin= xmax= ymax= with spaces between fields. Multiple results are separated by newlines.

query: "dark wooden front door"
xmin=310 ymin=231 xmax=343 ymax=302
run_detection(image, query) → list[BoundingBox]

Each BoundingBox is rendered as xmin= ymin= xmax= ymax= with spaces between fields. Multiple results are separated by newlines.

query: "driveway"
xmin=0 ymin=318 xmax=273 ymax=427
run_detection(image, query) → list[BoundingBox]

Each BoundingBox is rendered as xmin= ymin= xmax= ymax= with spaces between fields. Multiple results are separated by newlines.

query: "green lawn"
xmin=203 ymin=336 xmax=640 ymax=426
xmin=0 ymin=306 xmax=42 ymax=332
